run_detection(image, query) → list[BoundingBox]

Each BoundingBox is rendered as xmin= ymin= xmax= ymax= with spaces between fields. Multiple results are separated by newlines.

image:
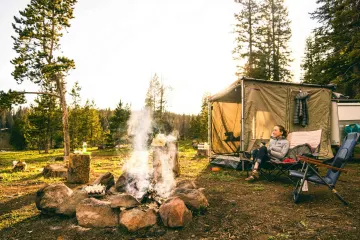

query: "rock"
xmin=56 ymin=190 xmax=88 ymax=217
xmin=115 ymin=172 xmax=139 ymax=193
xmin=92 ymin=172 xmax=115 ymax=190
xmin=35 ymin=183 xmax=73 ymax=215
xmin=172 ymin=188 xmax=209 ymax=211
xmin=119 ymin=208 xmax=157 ymax=232
xmin=159 ymin=197 xmax=192 ymax=228
xmin=76 ymin=198 xmax=119 ymax=228
xmin=107 ymin=186 xmax=118 ymax=195
xmin=115 ymin=172 xmax=129 ymax=192
xmin=176 ymin=180 xmax=197 ymax=189
xmin=42 ymin=164 xmax=68 ymax=178
xmin=108 ymin=194 xmax=140 ymax=209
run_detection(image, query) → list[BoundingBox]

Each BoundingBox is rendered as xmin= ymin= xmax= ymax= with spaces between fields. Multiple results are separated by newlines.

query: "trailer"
xmin=331 ymin=99 xmax=360 ymax=147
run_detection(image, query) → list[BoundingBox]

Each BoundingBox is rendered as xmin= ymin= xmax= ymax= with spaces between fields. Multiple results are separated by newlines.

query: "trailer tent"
xmin=209 ymin=77 xmax=334 ymax=168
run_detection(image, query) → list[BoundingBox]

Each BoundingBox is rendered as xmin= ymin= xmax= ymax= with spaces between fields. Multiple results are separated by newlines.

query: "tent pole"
xmin=241 ymin=80 xmax=245 ymax=152
xmin=241 ymin=80 xmax=245 ymax=171
xmin=208 ymin=100 xmax=212 ymax=160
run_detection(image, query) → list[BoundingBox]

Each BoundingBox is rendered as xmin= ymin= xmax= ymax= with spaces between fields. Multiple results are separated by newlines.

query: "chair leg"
xmin=293 ymin=179 xmax=305 ymax=203
xmin=331 ymin=188 xmax=348 ymax=206
xmin=308 ymin=165 xmax=349 ymax=206
xmin=293 ymin=164 xmax=310 ymax=203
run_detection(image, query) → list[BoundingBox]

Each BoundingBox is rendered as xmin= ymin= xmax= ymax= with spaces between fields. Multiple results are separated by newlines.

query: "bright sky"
xmin=0 ymin=0 xmax=318 ymax=114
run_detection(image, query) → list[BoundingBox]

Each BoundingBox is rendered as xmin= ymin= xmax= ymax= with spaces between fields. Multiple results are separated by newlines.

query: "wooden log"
xmin=153 ymin=142 xmax=180 ymax=181
xmin=168 ymin=142 xmax=180 ymax=177
xmin=43 ymin=164 xmax=68 ymax=178
xmin=67 ymin=154 xmax=91 ymax=184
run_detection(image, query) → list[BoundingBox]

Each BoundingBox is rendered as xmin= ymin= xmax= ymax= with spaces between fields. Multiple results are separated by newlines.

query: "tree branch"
xmin=14 ymin=91 xmax=60 ymax=98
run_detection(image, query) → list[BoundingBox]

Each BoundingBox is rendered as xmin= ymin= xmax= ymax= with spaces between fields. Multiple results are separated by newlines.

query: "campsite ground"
xmin=1 ymin=142 xmax=360 ymax=240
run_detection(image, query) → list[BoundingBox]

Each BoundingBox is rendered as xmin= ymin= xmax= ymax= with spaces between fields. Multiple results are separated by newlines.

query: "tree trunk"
xmin=60 ymin=93 xmax=70 ymax=156
xmin=248 ymin=0 xmax=253 ymax=72
xmin=55 ymin=75 xmax=70 ymax=156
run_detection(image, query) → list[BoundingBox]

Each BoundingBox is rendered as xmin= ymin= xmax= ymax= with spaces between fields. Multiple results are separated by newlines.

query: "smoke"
xmin=122 ymin=108 xmax=177 ymax=199
xmin=153 ymin=135 xmax=177 ymax=198
xmin=123 ymin=108 xmax=153 ymax=199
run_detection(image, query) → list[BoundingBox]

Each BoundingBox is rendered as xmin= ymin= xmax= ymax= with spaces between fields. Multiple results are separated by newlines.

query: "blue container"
xmin=344 ymin=124 xmax=360 ymax=134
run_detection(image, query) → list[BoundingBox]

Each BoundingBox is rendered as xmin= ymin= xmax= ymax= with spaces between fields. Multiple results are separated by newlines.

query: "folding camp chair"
xmin=289 ymin=132 xmax=360 ymax=205
xmin=260 ymin=130 xmax=322 ymax=183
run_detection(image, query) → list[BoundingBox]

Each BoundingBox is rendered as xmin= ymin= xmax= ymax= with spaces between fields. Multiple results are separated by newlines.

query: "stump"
xmin=153 ymin=142 xmax=180 ymax=181
xmin=43 ymin=164 xmax=68 ymax=178
xmin=67 ymin=154 xmax=91 ymax=184
xmin=168 ymin=142 xmax=180 ymax=177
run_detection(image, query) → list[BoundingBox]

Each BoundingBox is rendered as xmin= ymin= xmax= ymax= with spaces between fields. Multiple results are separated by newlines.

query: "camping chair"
xmin=260 ymin=130 xmax=322 ymax=183
xmin=289 ymin=132 xmax=360 ymax=205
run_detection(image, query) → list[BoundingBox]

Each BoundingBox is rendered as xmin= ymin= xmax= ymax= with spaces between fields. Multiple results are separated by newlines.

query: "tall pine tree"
xmin=233 ymin=0 xmax=261 ymax=77
xmin=109 ymin=100 xmax=131 ymax=146
xmin=259 ymin=0 xmax=292 ymax=81
xmin=11 ymin=0 xmax=77 ymax=156
xmin=302 ymin=0 xmax=360 ymax=98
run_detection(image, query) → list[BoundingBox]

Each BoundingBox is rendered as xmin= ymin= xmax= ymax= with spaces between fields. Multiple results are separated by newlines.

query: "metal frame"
xmin=292 ymin=162 xmax=348 ymax=205
xmin=208 ymin=101 xmax=212 ymax=160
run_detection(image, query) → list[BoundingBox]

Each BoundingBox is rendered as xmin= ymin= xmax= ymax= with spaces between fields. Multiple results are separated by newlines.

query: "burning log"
xmin=140 ymin=186 xmax=166 ymax=206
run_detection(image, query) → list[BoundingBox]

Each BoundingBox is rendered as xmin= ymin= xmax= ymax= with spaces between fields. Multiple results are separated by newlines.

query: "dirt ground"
xmin=1 ymin=144 xmax=360 ymax=240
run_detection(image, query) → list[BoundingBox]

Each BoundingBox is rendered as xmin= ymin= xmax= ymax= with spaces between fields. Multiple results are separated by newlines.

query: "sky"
xmin=0 ymin=0 xmax=318 ymax=114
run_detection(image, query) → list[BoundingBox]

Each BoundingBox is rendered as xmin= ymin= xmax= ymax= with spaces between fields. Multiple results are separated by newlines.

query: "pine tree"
xmin=27 ymin=93 xmax=62 ymax=153
xmin=9 ymin=107 xmax=29 ymax=150
xmin=301 ymin=36 xmax=322 ymax=83
xmin=189 ymin=115 xmax=201 ymax=140
xmin=145 ymin=74 xmax=160 ymax=113
xmin=257 ymin=0 xmax=292 ymax=81
xmin=69 ymin=82 xmax=82 ymax=149
xmin=10 ymin=0 xmax=77 ymax=156
xmin=233 ymin=0 xmax=262 ymax=77
xmin=302 ymin=0 xmax=360 ymax=98
xmin=199 ymin=93 xmax=210 ymax=141
xmin=109 ymin=100 xmax=131 ymax=145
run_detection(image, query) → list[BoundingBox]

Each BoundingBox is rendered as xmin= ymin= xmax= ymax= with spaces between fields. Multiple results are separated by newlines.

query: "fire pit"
xmin=35 ymin=109 xmax=209 ymax=231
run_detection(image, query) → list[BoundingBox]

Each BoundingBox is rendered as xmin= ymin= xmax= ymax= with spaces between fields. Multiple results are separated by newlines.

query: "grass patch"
xmin=253 ymin=185 xmax=265 ymax=191
xmin=0 ymin=204 xmax=39 ymax=231
xmin=203 ymin=171 xmax=241 ymax=182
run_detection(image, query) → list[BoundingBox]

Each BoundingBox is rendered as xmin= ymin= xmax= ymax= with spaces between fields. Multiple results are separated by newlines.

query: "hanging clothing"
xmin=294 ymin=92 xmax=309 ymax=127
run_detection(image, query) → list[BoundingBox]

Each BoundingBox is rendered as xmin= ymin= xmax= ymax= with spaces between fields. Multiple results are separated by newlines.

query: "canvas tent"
xmin=209 ymin=77 xmax=334 ymax=168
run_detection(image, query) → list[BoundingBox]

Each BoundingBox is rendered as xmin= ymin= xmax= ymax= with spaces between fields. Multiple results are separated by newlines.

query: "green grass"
xmin=0 ymin=140 xmax=211 ymax=231
xmin=0 ymin=204 xmax=39 ymax=230
xmin=252 ymin=184 xmax=265 ymax=191
xmin=202 ymin=170 xmax=244 ymax=182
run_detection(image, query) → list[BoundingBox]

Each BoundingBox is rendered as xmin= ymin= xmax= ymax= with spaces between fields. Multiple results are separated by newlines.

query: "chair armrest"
xmin=296 ymin=155 xmax=348 ymax=173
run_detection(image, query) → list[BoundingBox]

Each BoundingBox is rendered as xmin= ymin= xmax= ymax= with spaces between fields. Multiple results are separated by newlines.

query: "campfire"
xmin=35 ymin=109 xmax=209 ymax=231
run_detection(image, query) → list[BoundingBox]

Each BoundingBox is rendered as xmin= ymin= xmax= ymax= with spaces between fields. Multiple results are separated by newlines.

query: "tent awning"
xmin=209 ymin=77 xmax=335 ymax=103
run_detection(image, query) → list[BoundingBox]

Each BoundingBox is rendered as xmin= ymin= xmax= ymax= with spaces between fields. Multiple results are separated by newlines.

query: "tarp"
xmin=209 ymin=77 xmax=334 ymax=159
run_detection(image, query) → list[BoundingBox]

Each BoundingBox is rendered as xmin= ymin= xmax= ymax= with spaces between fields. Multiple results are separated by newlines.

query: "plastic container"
xmin=82 ymin=142 xmax=87 ymax=153
xmin=344 ymin=124 xmax=360 ymax=134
